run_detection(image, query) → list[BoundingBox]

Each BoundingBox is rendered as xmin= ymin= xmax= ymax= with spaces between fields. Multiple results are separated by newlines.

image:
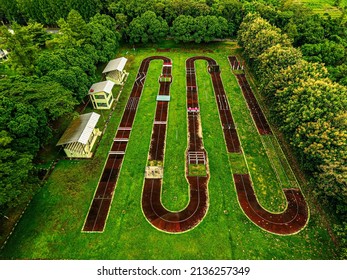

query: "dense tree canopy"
xmin=0 ymin=22 xmax=49 ymax=75
xmin=127 ymin=11 xmax=168 ymax=44
xmin=171 ymin=14 xmax=228 ymax=43
xmin=0 ymin=0 xmax=102 ymax=24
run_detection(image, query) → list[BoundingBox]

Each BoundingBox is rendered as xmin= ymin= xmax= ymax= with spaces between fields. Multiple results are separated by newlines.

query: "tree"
xmin=68 ymin=0 xmax=102 ymax=21
xmin=193 ymin=16 xmax=228 ymax=43
xmin=237 ymin=14 xmax=291 ymax=59
xmin=53 ymin=9 xmax=89 ymax=48
xmin=115 ymin=13 xmax=128 ymax=40
xmin=171 ymin=15 xmax=196 ymax=43
xmin=257 ymin=44 xmax=302 ymax=87
xmin=275 ymin=78 xmax=347 ymax=170
xmin=0 ymin=23 xmax=40 ymax=75
xmin=47 ymin=67 xmax=90 ymax=101
xmin=108 ymin=0 xmax=155 ymax=20
xmin=265 ymin=59 xmax=329 ymax=99
xmin=87 ymin=14 xmax=120 ymax=63
xmin=292 ymin=14 xmax=325 ymax=45
xmin=301 ymin=40 xmax=345 ymax=66
xmin=0 ymin=130 xmax=37 ymax=208
xmin=163 ymin=0 xmax=211 ymax=24
xmin=0 ymin=0 xmax=23 ymax=23
xmin=211 ymin=0 xmax=243 ymax=36
xmin=127 ymin=11 xmax=168 ymax=44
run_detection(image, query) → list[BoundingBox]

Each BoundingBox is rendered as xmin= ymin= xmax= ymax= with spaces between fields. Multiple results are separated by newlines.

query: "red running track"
xmin=234 ymin=174 xmax=308 ymax=234
xmin=228 ymin=56 xmax=271 ymax=135
xmin=228 ymin=56 xmax=309 ymax=234
xmin=142 ymin=56 xmax=210 ymax=233
xmin=82 ymin=58 xmax=152 ymax=232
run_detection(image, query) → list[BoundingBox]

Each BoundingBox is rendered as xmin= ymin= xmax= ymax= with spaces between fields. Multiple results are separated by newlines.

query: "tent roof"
xmin=88 ymin=80 xmax=115 ymax=95
xmin=102 ymin=57 xmax=127 ymax=73
xmin=57 ymin=112 xmax=100 ymax=146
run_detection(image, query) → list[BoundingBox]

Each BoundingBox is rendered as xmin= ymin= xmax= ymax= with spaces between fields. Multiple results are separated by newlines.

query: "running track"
xmin=228 ymin=56 xmax=309 ymax=234
xmin=82 ymin=57 xmax=152 ymax=232
xmin=142 ymin=57 xmax=210 ymax=233
xmin=83 ymin=55 xmax=308 ymax=234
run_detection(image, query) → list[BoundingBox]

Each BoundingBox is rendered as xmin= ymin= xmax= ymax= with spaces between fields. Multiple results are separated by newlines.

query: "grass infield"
xmin=0 ymin=41 xmax=337 ymax=260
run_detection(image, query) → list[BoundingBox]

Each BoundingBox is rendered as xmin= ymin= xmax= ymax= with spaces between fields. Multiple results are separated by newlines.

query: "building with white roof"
xmin=103 ymin=57 xmax=128 ymax=85
xmin=56 ymin=112 xmax=101 ymax=158
xmin=88 ymin=80 xmax=115 ymax=110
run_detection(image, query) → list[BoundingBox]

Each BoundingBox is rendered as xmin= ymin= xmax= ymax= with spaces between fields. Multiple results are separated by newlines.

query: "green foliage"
xmin=109 ymin=0 xmax=156 ymax=20
xmin=0 ymin=23 xmax=40 ymax=75
xmin=0 ymin=74 xmax=76 ymax=208
xmin=0 ymin=130 xmax=36 ymax=207
xmin=237 ymin=14 xmax=291 ymax=59
xmin=0 ymin=0 xmax=23 ymax=23
xmin=276 ymin=79 xmax=347 ymax=168
xmin=257 ymin=44 xmax=302 ymax=87
xmin=334 ymin=222 xmax=347 ymax=259
xmin=211 ymin=0 xmax=243 ymax=35
xmin=54 ymin=9 xmax=89 ymax=47
xmin=301 ymin=40 xmax=346 ymax=66
xmin=265 ymin=59 xmax=329 ymax=98
xmin=193 ymin=16 xmax=228 ymax=43
xmin=328 ymin=63 xmax=347 ymax=86
xmin=171 ymin=15 xmax=228 ymax=43
xmin=87 ymin=13 xmax=120 ymax=63
xmin=35 ymin=46 xmax=97 ymax=101
xmin=127 ymin=11 xmax=168 ymax=44
xmin=171 ymin=15 xmax=196 ymax=43
xmin=12 ymin=0 xmax=101 ymax=24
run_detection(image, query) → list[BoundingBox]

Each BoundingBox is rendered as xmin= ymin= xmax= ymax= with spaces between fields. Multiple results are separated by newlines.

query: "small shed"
xmin=88 ymin=80 xmax=115 ymax=110
xmin=103 ymin=57 xmax=128 ymax=85
xmin=57 ymin=112 xmax=101 ymax=158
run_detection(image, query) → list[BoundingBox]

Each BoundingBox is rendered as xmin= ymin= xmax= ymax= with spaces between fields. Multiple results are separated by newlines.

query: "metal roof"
xmin=57 ymin=112 xmax=100 ymax=146
xmin=156 ymin=95 xmax=171 ymax=102
xmin=88 ymin=80 xmax=115 ymax=95
xmin=102 ymin=57 xmax=127 ymax=74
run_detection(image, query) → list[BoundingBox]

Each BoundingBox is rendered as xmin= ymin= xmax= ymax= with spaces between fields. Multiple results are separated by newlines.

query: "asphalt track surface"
xmin=228 ymin=56 xmax=309 ymax=234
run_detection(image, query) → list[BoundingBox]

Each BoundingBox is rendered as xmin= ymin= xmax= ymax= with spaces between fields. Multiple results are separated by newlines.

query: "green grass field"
xmin=0 ymin=42 xmax=337 ymax=260
xmin=293 ymin=0 xmax=347 ymax=18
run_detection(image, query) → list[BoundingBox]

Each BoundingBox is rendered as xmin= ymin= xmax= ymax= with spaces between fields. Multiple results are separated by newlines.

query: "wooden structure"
xmin=56 ymin=112 xmax=101 ymax=158
xmin=102 ymin=57 xmax=128 ymax=85
xmin=88 ymin=80 xmax=115 ymax=110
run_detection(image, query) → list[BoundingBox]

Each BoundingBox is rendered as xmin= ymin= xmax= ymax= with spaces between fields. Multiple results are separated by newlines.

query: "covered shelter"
xmin=102 ymin=57 xmax=128 ymax=85
xmin=88 ymin=80 xmax=115 ymax=110
xmin=57 ymin=112 xmax=101 ymax=158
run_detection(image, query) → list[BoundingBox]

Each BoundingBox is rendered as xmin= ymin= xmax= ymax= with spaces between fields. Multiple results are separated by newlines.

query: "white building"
xmin=88 ymin=80 xmax=115 ymax=110
xmin=57 ymin=112 xmax=101 ymax=158
xmin=102 ymin=57 xmax=128 ymax=85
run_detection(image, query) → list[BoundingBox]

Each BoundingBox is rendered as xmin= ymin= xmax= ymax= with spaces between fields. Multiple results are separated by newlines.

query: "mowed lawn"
xmin=0 ymin=42 xmax=337 ymax=260
xmin=292 ymin=0 xmax=347 ymax=18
